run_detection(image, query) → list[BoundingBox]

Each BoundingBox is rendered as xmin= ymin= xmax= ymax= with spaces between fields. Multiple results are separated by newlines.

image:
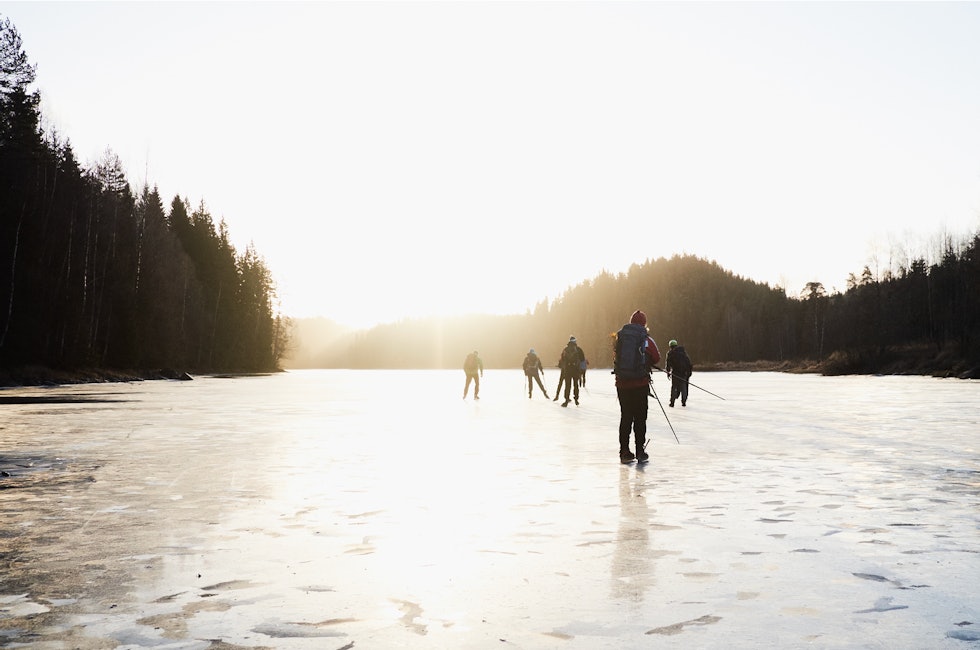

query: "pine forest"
xmin=1 ymin=18 xmax=286 ymax=381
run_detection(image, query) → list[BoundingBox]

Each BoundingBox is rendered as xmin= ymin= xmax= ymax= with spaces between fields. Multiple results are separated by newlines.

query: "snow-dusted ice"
xmin=1 ymin=369 xmax=978 ymax=648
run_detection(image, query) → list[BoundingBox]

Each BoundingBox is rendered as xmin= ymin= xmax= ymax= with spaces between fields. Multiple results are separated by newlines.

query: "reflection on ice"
xmin=0 ymin=370 xmax=977 ymax=648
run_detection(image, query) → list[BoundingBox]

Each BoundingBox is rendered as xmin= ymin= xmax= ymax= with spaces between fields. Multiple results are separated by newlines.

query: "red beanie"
xmin=630 ymin=310 xmax=647 ymax=326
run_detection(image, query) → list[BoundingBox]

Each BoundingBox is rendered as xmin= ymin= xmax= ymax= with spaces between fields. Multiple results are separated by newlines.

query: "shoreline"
xmin=0 ymin=366 xmax=194 ymax=389
xmin=699 ymin=348 xmax=980 ymax=379
xmin=2 ymin=357 xmax=976 ymax=389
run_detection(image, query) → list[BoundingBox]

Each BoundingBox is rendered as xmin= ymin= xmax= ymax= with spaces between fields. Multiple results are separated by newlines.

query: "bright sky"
xmin=4 ymin=2 xmax=979 ymax=329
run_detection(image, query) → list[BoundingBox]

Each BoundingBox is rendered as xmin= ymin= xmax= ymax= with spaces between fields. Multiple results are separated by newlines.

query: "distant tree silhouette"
xmin=0 ymin=17 xmax=285 ymax=377
xmin=799 ymin=281 xmax=827 ymax=357
xmin=314 ymin=244 xmax=979 ymax=375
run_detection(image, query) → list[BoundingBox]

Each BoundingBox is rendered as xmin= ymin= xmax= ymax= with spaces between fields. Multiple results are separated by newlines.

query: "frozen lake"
xmin=1 ymin=369 xmax=978 ymax=649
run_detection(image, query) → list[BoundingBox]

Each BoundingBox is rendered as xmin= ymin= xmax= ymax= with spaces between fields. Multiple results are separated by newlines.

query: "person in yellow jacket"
xmin=462 ymin=350 xmax=484 ymax=400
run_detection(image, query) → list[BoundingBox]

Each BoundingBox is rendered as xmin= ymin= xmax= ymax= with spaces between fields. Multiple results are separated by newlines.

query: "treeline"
xmin=811 ymin=231 xmax=980 ymax=374
xmin=304 ymin=235 xmax=980 ymax=377
xmin=0 ymin=18 xmax=286 ymax=376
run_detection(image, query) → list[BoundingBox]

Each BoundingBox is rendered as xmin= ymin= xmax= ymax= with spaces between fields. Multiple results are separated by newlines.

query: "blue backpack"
xmin=614 ymin=323 xmax=648 ymax=380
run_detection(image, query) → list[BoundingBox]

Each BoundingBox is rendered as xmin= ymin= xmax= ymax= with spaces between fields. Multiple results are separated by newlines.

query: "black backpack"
xmin=523 ymin=353 xmax=539 ymax=373
xmin=614 ymin=323 xmax=649 ymax=380
xmin=562 ymin=345 xmax=582 ymax=373
xmin=670 ymin=348 xmax=692 ymax=376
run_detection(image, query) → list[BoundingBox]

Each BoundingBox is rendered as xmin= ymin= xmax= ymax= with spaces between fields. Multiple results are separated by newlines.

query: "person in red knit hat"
xmin=613 ymin=310 xmax=661 ymax=463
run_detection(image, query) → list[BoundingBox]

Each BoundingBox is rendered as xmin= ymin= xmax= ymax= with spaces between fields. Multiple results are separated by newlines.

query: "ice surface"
xmin=0 ymin=370 xmax=978 ymax=648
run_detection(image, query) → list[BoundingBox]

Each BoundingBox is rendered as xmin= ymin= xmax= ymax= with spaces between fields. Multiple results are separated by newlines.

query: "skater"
xmin=522 ymin=348 xmax=549 ymax=399
xmin=462 ymin=350 xmax=483 ymax=399
xmin=666 ymin=340 xmax=693 ymax=407
xmin=613 ymin=310 xmax=661 ymax=463
xmin=559 ymin=336 xmax=585 ymax=407
xmin=552 ymin=364 xmax=565 ymax=401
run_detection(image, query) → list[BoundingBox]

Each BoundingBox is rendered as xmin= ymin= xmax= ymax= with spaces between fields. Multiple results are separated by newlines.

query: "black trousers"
xmin=670 ymin=374 xmax=689 ymax=405
xmin=563 ymin=371 xmax=580 ymax=402
xmin=554 ymin=369 xmax=565 ymax=397
xmin=617 ymin=385 xmax=648 ymax=453
xmin=526 ymin=372 xmax=547 ymax=395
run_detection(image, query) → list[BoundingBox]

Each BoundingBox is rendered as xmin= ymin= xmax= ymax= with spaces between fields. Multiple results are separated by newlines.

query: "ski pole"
xmin=648 ymin=378 xmax=679 ymax=445
xmin=654 ymin=367 xmax=725 ymax=400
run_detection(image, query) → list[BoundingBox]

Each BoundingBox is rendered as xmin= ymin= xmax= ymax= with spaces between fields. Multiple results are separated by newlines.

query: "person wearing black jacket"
xmin=558 ymin=336 xmax=585 ymax=407
xmin=665 ymin=340 xmax=693 ymax=407
xmin=522 ymin=348 xmax=549 ymax=399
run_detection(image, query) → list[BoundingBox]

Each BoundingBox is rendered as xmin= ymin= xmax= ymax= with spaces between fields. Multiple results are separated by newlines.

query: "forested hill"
xmin=0 ymin=18 xmax=287 ymax=380
xmin=291 ymin=243 xmax=980 ymax=377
